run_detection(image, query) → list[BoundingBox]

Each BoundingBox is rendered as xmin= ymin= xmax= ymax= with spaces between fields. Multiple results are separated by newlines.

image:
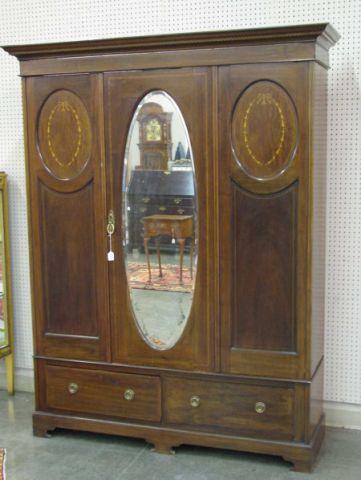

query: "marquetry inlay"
xmin=231 ymin=81 xmax=298 ymax=180
xmin=38 ymin=90 xmax=92 ymax=180
xmin=47 ymin=100 xmax=82 ymax=168
xmin=243 ymin=93 xmax=286 ymax=167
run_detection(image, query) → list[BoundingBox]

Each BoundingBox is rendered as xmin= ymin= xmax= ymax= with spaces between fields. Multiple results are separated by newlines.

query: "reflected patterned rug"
xmin=0 ymin=448 xmax=5 ymax=480
xmin=127 ymin=262 xmax=192 ymax=293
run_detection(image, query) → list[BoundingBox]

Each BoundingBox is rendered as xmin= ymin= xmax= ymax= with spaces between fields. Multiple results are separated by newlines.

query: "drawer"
xmin=45 ymin=365 xmax=161 ymax=422
xmin=164 ymin=377 xmax=294 ymax=440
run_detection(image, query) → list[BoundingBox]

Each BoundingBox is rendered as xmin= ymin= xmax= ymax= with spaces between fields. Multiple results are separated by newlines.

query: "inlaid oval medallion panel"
xmin=38 ymin=90 xmax=92 ymax=180
xmin=231 ymin=81 xmax=298 ymax=180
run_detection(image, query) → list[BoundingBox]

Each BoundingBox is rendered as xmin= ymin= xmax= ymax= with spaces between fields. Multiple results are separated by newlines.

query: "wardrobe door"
xmin=26 ymin=74 xmax=110 ymax=361
xmin=105 ymin=68 xmax=214 ymax=370
xmin=219 ymin=63 xmax=309 ymax=379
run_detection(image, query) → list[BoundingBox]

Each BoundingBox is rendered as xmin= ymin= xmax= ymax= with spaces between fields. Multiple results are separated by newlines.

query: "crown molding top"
xmin=2 ymin=23 xmax=340 ymax=61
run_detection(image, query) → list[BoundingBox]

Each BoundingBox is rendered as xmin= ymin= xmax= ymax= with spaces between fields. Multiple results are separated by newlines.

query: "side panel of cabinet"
xmin=25 ymin=74 xmax=110 ymax=361
xmin=219 ymin=63 xmax=310 ymax=379
xmin=105 ymin=68 xmax=215 ymax=370
xmin=310 ymin=63 xmax=328 ymax=376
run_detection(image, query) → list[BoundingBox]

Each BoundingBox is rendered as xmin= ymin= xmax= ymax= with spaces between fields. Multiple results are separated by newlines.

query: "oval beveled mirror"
xmin=122 ymin=91 xmax=197 ymax=350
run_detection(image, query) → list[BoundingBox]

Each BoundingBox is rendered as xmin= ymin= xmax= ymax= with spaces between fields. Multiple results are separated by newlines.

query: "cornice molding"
xmin=2 ymin=23 xmax=340 ymax=61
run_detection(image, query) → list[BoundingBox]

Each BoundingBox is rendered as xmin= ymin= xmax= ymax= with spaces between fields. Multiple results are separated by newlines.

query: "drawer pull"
xmin=158 ymin=206 xmax=167 ymax=212
xmin=68 ymin=383 xmax=78 ymax=395
xmin=177 ymin=209 xmax=185 ymax=214
xmin=124 ymin=388 xmax=135 ymax=401
xmin=174 ymin=198 xmax=182 ymax=204
xmin=190 ymin=395 xmax=201 ymax=408
xmin=142 ymin=197 xmax=150 ymax=203
xmin=255 ymin=402 xmax=266 ymax=414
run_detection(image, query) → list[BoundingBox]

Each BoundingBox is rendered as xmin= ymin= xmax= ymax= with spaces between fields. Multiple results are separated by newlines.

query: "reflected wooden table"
xmin=143 ymin=214 xmax=193 ymax=284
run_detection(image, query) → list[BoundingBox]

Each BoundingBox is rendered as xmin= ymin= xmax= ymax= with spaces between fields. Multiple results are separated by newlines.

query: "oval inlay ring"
xmin=231 ymin=80 xmax=298 ymax=181
xmin=38 ymin=89 xmax=92 ymax=181
xmin=243 ymin=93 xmax=286 ymax=167
xmin=47 ymin=101 xmax=82 ymax=168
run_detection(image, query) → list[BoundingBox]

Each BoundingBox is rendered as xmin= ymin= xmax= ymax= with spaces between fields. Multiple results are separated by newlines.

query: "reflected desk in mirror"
xmin=126 ymin=170 xmax=195 ymax=253
xmin=143 ymin=214 xmax=193 ymax=283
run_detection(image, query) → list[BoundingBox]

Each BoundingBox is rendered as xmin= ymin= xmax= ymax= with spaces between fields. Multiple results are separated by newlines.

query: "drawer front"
xmin=45 ymin=365 xmax=161 ymax=422
xmin=164 ymin=377 xmax=295 ymax=440
xmin=153 ymin=205 xmax=194 ymax=216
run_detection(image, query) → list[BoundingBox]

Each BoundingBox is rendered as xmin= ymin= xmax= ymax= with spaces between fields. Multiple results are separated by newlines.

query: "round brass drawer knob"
xmin=190 ymin=395 xmax=201 ymax=408
xmin=124 ymin=388 xmax=135 ymax=401
xmin=255 ymin=402 xmax=266 ymax=414
xmin=68 ymin=383 xmax=78 ymax=395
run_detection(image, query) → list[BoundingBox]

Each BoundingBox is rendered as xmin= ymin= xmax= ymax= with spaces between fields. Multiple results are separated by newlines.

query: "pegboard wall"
xmin=0 ymin=0 xmax=360 ymax=405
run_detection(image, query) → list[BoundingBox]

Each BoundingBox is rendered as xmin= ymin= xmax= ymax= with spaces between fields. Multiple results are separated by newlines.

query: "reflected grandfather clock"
xmin=137 ymin=102 xmax=172 ymax=170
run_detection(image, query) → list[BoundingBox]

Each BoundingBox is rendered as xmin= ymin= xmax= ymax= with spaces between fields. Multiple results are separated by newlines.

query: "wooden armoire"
xmin=3 ymin=23 xmax=339 ymax=472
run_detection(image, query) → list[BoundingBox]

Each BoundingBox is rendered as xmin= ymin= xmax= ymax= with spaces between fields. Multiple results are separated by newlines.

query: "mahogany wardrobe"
xmin=3 ymin=23 xmax=339 ymax=472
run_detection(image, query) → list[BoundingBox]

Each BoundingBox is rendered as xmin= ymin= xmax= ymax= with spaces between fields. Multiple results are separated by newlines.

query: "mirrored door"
xmin=106 ymin=68 xmax=215 ymax=370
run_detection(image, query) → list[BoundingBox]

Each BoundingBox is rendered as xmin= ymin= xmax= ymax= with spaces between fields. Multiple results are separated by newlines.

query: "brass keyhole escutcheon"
xmin=124 ymin=388 xmax=135 ymax=401
xmin=190 ymin=395 xmax=201 ymax=408
xmin=107 ymin=209 xmax=115 ymax=235
xmin=68 ymin=383 xmax=78 ymax=395
xmin=255 ymin=402 xmax=266 ymax=414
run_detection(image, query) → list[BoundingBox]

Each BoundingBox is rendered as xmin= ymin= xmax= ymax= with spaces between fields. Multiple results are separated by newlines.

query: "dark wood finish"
xmin=25 ymin=74 xmax=110 ymax=361
xmin=3 ymin=23 xmax=339 ymax=62
xmin=3 ymin=24 xmax=339 ymax=473
xmin=32 ymin=410 xmax=325 ymax=472
xmin=37 ymin=89 xmax=92 ymax=180
xmin=310 ymin=63 xmax=328 ymax=376
xmin=231 ymin=182 xmax=297 ymax=352
xmin=106 ymin=68 xmax=213 ymax=372
xmin=231 ymin=80 xmax=298 ymax=180
xmin=164 ymin=377 xmax=294 ymax=440
xmin=14 ymin=43 xmax=330 ymax=77
xmin=40 ymin=183 xmax=97 ymax=337
xmin=44 ymin=364 xmax=161 ymax=422
xmin=219 ymin=62 xmax=309 ymax=379
xmin=308 ymin=361 xmax=324 ymax=442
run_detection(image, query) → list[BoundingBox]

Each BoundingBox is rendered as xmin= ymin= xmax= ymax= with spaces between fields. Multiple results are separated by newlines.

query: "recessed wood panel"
xmin=231 ymin=181 xmax=297 ymax=352
xmin=38 ymin=89 xmax=92 ymax=180
xmin=40 ymin=181 xmax=97 ymax=337
xmin=231 ymin=80 xmax=298 ymax=180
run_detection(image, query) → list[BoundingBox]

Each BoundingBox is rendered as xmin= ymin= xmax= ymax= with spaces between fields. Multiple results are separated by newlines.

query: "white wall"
xmin=0 ymin=0 xmax=360 ymax=427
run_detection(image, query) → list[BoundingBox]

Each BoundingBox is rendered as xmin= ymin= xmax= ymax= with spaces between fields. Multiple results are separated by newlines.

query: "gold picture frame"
xmin=0 ymin=173 xmax=13 ymax=394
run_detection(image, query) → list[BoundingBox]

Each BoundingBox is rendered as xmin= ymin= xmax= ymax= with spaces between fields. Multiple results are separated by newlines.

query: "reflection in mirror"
xmin=122 ymin=91 xmax=197 ymax=350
